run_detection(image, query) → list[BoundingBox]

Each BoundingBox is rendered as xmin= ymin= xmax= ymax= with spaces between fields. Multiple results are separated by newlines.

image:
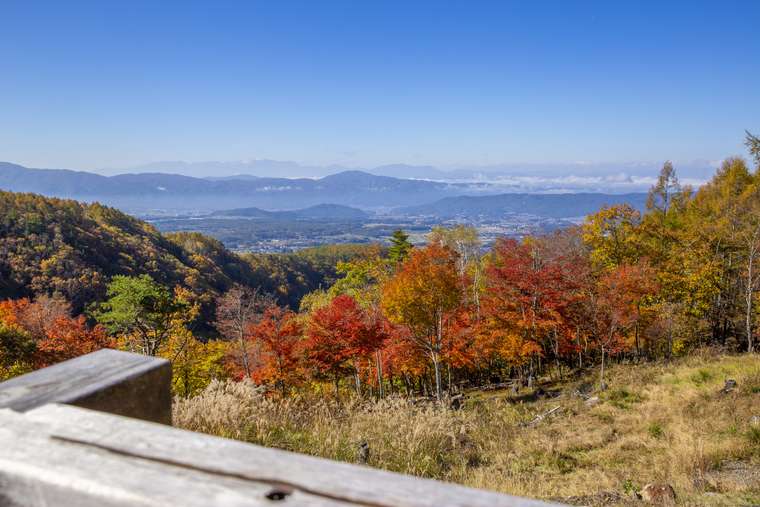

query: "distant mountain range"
xmin=396 ymin=193 xmax=649 ymax=219
xmin=0 ymin=162 xmax=480 ymax=212
xmin=114 ymin=159 xmax=716 ymax=183
xmin=0 ymin=161 xmax=660 ymax=217
xmin=204 ymin=193 xmax=648 ymax=223
xmin=110 ymin=160 xmax=453 ymax=180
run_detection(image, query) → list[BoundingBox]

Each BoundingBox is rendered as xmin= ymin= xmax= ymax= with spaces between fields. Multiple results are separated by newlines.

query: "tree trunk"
xmin=634 ymin=319 xmax=641 ymax=361
xmin=430 ymin=351 xmax=441 ymax=401
xmin=473 ymin=268 xmax=482 ymax=321
xmin=432 ymin=310 xmax=443 ymax=401
xmin=552 ymin=328 xmax=562 ymax=380
xmin=239 ymin=333 xmax=251 ymax=378
xmin=431 ymin=353 xmax=442 ymax=401
xmin=746 ymin=251 xmax=755 ymax=353
xmin=375 ymin=350 xmax=384 ymax=398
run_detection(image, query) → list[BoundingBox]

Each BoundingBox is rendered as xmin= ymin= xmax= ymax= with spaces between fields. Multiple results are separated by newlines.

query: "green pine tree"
xmin=388 ymin=229 xmax=413 ymax=263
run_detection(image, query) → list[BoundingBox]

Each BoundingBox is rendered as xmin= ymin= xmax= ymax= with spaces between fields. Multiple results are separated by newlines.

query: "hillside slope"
xmin=0 ymin=191 xmax=259 ymax=310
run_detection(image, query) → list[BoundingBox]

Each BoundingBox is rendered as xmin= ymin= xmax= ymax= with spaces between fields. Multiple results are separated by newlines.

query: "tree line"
xmin=2 ymin=133 xmax=759 ymax=399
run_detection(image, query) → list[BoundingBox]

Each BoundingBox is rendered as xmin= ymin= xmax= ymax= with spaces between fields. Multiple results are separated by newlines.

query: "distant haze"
xmin=0 ymin=161 xmax=661 ymax=215
xmin=100 ymin=159 xmax=715 ymax=193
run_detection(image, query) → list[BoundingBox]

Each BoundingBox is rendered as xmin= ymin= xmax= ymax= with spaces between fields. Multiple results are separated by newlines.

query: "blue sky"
xmin=1 ymin=1 xmax=758 ymax=172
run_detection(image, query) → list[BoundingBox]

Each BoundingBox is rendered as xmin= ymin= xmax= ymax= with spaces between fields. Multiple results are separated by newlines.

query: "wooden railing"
xmin=0 ymin=349 xmax=564 ymax=507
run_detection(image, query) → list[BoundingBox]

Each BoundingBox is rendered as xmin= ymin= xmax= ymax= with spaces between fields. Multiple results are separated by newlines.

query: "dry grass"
xmin=174 ymin=352 xmax=760 ymax=506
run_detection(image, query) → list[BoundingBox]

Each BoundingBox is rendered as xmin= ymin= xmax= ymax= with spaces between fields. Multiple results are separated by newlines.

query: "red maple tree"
xmin=304 ymin=295 xmax=387 ymax=398
xmin=246 ymin=305 xmax=303 ymax=394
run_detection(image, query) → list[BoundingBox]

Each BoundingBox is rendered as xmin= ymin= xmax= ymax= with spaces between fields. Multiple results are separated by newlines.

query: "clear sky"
xmin=1 ymin=0 xmax=758 ymax=171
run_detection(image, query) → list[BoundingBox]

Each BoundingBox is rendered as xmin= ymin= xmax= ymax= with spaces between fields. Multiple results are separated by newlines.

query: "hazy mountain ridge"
xmin=115 ymin=159 xmax=716 ymax=180
xmin=0 ymin=161 xmax=679 ymax=215
xmin=110 ymin=160 xmax=447 ymax=179
xmin=0 ymin=162 xmax=462 ymax=212
xmin=396 ymin=192 xmax=649 ymax=219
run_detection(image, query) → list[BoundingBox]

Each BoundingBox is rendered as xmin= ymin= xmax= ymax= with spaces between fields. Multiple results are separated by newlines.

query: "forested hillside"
xmin=0 ymin=191 xmax=228 ymax=310
xmin=0 ymin=191 xmax=368 ymax=317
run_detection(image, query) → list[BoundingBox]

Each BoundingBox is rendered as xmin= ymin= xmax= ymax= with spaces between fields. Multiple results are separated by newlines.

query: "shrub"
xmin=648 ymin=422 xmax=664 ymax=439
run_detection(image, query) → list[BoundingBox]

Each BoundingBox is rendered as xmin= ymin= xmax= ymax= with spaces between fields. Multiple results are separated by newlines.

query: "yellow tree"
xmin=158 ymin=288 xmax=230 ymax=396
xmin=735 ymin=170 xmax=760 ymax=352
xmin=582 ymin=204 xmax=641 ymax=270
xmin=685 ymin=157 xmax=757 ymax=347
xmin=381 ymin=243 xmax=462 ymax=400
xmin=160 ymin=327 xmax=229 ymax=397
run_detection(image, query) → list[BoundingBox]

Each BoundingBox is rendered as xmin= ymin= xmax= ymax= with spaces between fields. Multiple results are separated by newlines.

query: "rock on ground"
xmin=585 ymin=396 xmax=601 ymax=407
xmin=639 ymin=483 xmax=676 ymax=505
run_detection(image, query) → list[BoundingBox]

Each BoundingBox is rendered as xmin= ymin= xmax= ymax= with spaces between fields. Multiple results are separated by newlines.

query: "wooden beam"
xmin=0 ymin=403 xmax=565 ymax=507
xmin=0 ymin=349 xmax=171 ymax=424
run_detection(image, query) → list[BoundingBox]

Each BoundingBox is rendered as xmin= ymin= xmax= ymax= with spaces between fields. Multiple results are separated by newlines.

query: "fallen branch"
xmin=524 ymin=405 xmax=562 ymax=427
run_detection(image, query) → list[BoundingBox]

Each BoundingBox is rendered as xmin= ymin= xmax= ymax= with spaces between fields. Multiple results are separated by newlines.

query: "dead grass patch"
xmin=174 ymin=353 xmax=760 ymax=505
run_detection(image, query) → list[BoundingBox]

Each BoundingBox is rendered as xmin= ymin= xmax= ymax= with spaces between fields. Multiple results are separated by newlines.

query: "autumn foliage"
xmin=246 ymin=305 xmax=303 ymax=393
xmin=0 ymin=297 xmax=113 ymax=376
xmin=304 ymin=295 xmax=387 ymax=396
xmin=3 ymin=134 xmax=760 ymax=399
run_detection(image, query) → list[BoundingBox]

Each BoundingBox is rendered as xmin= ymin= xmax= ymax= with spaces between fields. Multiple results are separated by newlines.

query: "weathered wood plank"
xmin=19 ymin=403 xmax=565 ymax=507
xmin=0 ymin=408 xmax=333 ymax=507
xmin=0 ymin=349 xmax=171 ymax=424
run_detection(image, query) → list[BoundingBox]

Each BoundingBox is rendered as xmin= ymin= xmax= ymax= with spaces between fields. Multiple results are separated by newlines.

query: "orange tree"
xmin=0 ymin=297 xmax=113 ymax=375
xmin=591 ymin=263 xmax=651 ymax=388
xmin=381 ymin=243 xmax=462 ymax=400
xmin=479 ymin=238 xmax=574 ymax=379
xmin=34 ymin=315 xmax=113 ymax=368
xmin=0 ymin=299 xmax=37 ymax=377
